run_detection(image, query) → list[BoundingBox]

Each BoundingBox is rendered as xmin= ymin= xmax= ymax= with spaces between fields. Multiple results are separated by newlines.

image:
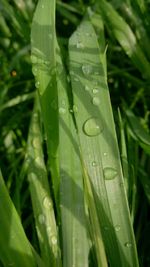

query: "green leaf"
xmin=0 ymin=170 xmax=36 ymax=267
xmin=69 ymin=15 xmax=139 ymax=267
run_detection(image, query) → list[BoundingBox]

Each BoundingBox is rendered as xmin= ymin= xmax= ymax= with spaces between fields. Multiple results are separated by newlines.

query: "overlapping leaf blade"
xmin=69 ymin=15 xmax=139 ymax=267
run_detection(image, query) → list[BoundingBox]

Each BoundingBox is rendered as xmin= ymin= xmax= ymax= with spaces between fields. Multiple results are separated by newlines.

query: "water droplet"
xmin=82 ymin=64 xmax=93 ymax=75
xmin=41 ymin=4 xmax=44 ymax=8
xmin=32 ymin=138 xmax=40 ymax=149
xmin=103 ymin=152 xmax=107 ymax=156
xmin=92 ymin=97 xmax=100 ymax=106
xmin=38 ymin=214 xmax=45 ymax=224
xmin=43 ymin=197 xmax=52 ymax=209
xmin=85 ymin=85 xmax=90 ymax=91
xmin=31 ymin=55 xmax=37 ymax=64
xmin=92 ymin=161 xmax=98 ymax=167
xmin=103 ymin=167 xmax=118 ymax=180
xmin=51 ymin=235 xmax=57 ymax=245
xmin=74 ymin=76 xmax=79 ymax=82
xmin=124 ymin=242 xmax=132 ymax=248
xmin=76 ymin=41 xmax=84 ymax=49
xmin=35 ymin=81 xmax=40 ymax=88
xmin=51 ymin=99 xmax=57 ymax=110
xmin=83 ymin=118 xmax=103 ymax=137
xmin=67 ymin=75 xmax=70 ymax=82
xmin=32 ymin=66 xmax=38 ymax=76
xmin=73 ymin=105 xmax=78 ymax=113
xmin=59 ymin=107 xmax=66 ymax=115
xmin=35 ymin=157 xmax=43 ymax=168
xmin=92 ymin=88 xmax=99 ymax=94
xmin=115 ymin=225 xmax=121 ymax=232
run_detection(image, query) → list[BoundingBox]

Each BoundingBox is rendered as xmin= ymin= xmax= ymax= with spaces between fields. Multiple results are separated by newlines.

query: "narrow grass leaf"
xmin=69 ymin=16 xmax=139 ymax=267
xmin=27 ymin=99 xmax=61 ymax=267
xmin=31 ymin=0 xmax=59 ymax=202
xmin=98 ymin=0 xmax=150 ymax=80
xmin=0 ymin=169 xmax=36 ymax=267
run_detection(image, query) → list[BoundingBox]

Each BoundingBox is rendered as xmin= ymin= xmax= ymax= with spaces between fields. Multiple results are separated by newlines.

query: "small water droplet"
xmin=35 ymin=157 xmax=43 ymax=168
xmin=92 ymin=88 xmax=99 ymax=94
xmin=76 ymin=41 xmax=84 ymax=49
xmin=115 ymin=225 xmax=121 ymax=232
xmin=92 ymin=97 xmax=100 ymax=106
xmin=32 ymin=138 xmax=40 ymax=149
xmin=43 ymin=197 xmax=52 ymax=209
xmin=124 ymin=242 xmax=132 ymax=248
xmin=67 ymin=75 xmax=70 ymax=82
xmin=51 ymin=99 xmax=57 ymax=110
xmin=73 ymin=105 xmax=78 ymax=113
xmin=59 ymin=107 xmax=66 ymax=114
xmin=31 ymin=55 xmax=37 ymax=64
xmin=32 ymin=66 xmax=38 ymax=76
xmin=85 ymin=85 xmax=90 ymax=91
xmin=35 ymin=81 xmax=40 ymax=88
xmin=103 ymin=167 xmax=118 ymax=180
xmin=38 ymin=214 xmax=45 ymax=224
xmin=83 ymin=117 xmax=103 ymax=137
xmin=82 ymin=64 xmax=93 ymax=75
xmin=92 ymin=161 xmax=98 ymax=167
xmin=103 ymin=152 xmax=107 ymax=156
xmin=51 ymin=235 xmax=57 ymax=245
xmin=74 ymin=76 xmax=79 ymax=82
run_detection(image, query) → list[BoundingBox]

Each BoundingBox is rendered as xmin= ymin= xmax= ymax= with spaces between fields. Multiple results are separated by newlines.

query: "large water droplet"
xmin=76 ymin=41 xmax=84 ymax=49
xmin=92 ymin=97 xmax=100 ymax=106
xmin=115 ymin=225 xmax=121 ymax=232
xmin=38 ymin=214 xmax=45 ymax=224
xmin=43 ymin=196 xmax=52 ymax=209
xmin=35 ymin=81 xmax=40 ymax=88
xmin=124 ymin=242 xmax=132 ymax=248
xmin=82 ymin=64 xmax=93 ymax=75
xmin=103 ymin=167 xmax=118 ymax=180
xmin=83 ymin=118 xmax=103 ymax=137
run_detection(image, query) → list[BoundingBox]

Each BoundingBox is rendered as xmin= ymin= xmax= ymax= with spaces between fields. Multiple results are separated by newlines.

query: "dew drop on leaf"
xmin=38 ymin=214 xmax=45 ymax=224
xmin=82 ymin=64 xmax=93 ymax=75
xmin=115 ymin=225 xmax=121 ymax=232
xmin=59 ymin=107 xmax=66 ymax=114
xmin=124 ymin=242 xmax=132 ymax=248
xmin=92 ymin=161 xmax=98 ymax=167
xmin=51 ymin=235 xmax=57 ymax=245
xmin=92 ymin=88 xmax=99 ymax=94
xmin=92 ymin=97 xmax=100 ymax=106
xmin=43 ymin=196 xmax=52 ymax=209
xmin=83 ymin=118 xmax=103 ymax=137
xmin=76 ymin=41 xmax=84 ymax=49
xmin=35 ymin=81 xmax=40 ymax=88
xmin=103 ymin=167 xmax=118 ymax=180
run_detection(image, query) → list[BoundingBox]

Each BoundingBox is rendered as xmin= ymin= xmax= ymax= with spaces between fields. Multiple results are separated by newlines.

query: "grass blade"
xmin=31 ymin=0 xmax=59 ymax=202
xmin=56 ymin=43 xmax=90 ymax=267
xmin=69 ymin=15 xmax=139 ymax=267
xmin=0 ymin=169 xmax=36 ymax=267
xmin=27 ymin=98 xmax=61 ymax=267
xmin=98 ymin=0 xmax=150 ymax=80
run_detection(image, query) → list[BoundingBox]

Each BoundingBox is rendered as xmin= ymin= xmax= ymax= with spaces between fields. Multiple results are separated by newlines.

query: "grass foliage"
xmin=0 ymin=0 xmax=150 ymax=266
